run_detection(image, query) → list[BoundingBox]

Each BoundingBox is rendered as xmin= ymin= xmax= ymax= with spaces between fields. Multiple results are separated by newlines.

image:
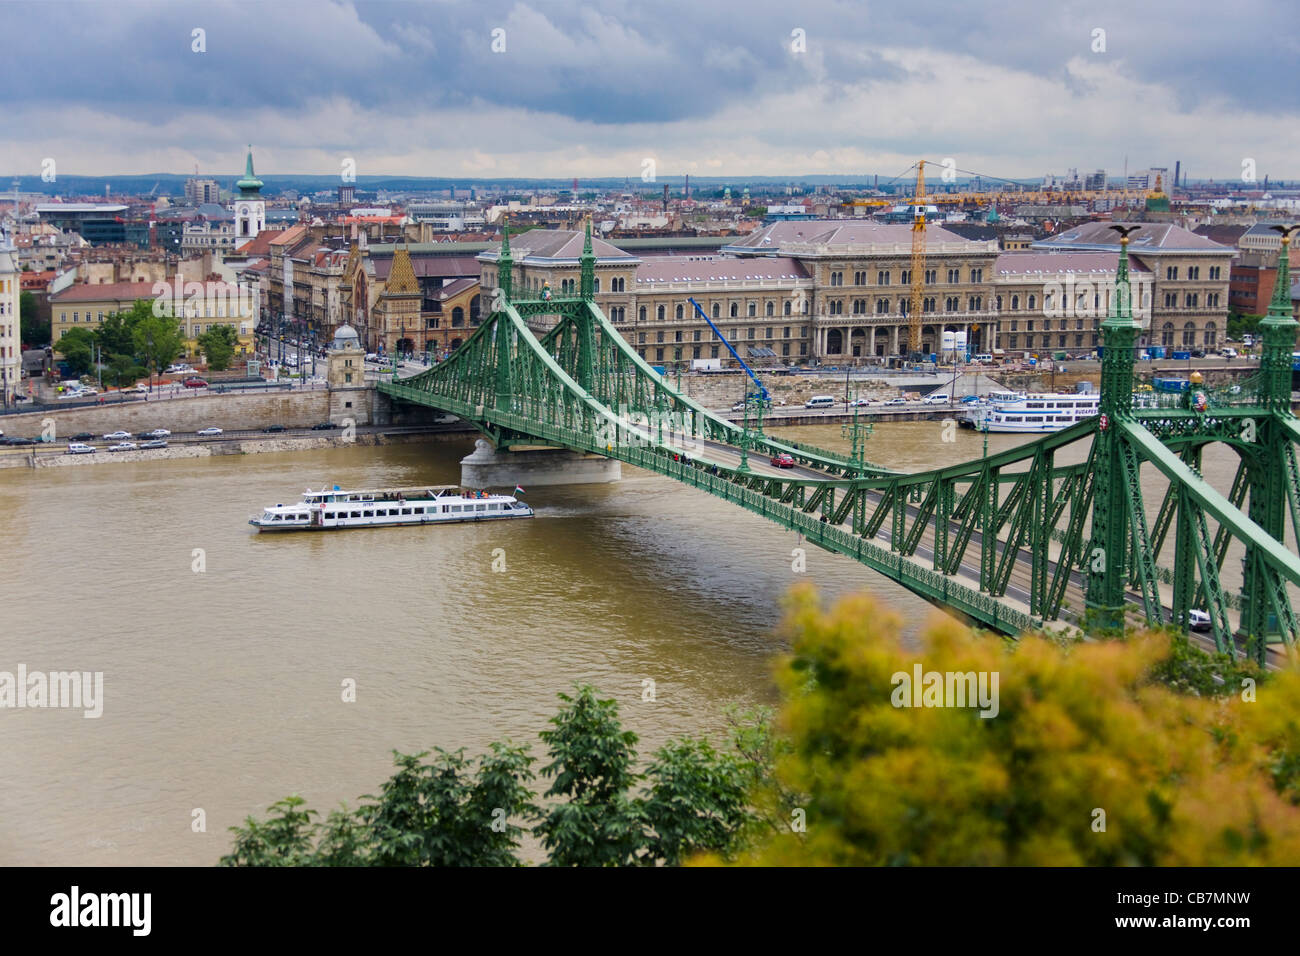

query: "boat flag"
xmin=514 ymin=485 xmax=526 ymax=496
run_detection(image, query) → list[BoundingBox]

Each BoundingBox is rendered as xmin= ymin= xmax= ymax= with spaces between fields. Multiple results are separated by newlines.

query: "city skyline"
xmin=5 ymin=0 xmax=1300 ymax=181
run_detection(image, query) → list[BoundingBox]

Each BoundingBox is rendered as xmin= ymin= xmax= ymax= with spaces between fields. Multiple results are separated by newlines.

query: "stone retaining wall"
xmin=0 ymin=389 xmax=332 ymax=440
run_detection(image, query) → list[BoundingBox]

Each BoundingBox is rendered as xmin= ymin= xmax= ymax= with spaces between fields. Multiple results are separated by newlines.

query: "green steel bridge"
xmin=380 ymin=223 xmax=1300 ymax=664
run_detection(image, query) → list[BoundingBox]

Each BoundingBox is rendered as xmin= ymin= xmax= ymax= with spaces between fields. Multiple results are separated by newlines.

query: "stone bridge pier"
xmin=459 ymin=439 xmax=621 ymax=487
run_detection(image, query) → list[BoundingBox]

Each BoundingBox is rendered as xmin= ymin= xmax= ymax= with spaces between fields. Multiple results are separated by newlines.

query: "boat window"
xmin=1006 ymin=416 xmax=1022 ymax=422
xmin=476 ymin=504 xmax=487 ymax=512
xmin=361 ymin=510 xmax=372 ymax=518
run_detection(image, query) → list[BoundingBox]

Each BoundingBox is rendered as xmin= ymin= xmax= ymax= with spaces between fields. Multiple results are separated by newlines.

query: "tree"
xmin=96 ymin=301 xmax=151 ymax=358
xmin=53 ymin=327 xmax=95 ymax=377
xmin=197 ymin=324 xmax=239 ymax=371
xmin=221 ymin=686 xmax=758 ymax=866
xmin=534 ymin=685 xmax=645 ymax=866
xmin=18 ymin=291 xmax=49 ymax=347
xmin=104 ymin=354 xmax=145 ymax=388
xmin=132 ymin=311 xmax=184 ymax=385
xmin=723 ymin=584 xmax=1300 ymax=866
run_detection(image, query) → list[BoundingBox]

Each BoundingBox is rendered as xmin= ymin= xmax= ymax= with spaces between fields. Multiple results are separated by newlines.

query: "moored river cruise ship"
xmin=966 ymin=390 xmax=1100 ymax=433
xmin=249 ymin=485 xmax=534 ymax=531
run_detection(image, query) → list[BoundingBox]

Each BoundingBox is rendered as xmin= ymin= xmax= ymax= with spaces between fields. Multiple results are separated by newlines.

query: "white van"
xmin=972 ymin=353 xmax=994 ymax=364
xmin=1220 ymin=347 xmax=1238 ymax=359
xmin=804 ymin=395 xmax=836 ymax=408
xmin=922 ymin=392 xmax=951 ymax=405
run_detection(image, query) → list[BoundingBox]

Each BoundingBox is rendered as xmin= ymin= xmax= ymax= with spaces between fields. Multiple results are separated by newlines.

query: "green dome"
xmin=236 ymin=147 xmax=263 ymax=196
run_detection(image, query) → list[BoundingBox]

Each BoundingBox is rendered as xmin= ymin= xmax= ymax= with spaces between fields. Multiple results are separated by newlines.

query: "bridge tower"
xmin=1086 ymin=225 xmax=1141 ymax=628
xmin=575 ymin=217 xmax=596 ymax=393
xmin=1240 ymin=225 xmax=1299 ymax=648
xmin=495 ymin=221 xmax=514 ymax=409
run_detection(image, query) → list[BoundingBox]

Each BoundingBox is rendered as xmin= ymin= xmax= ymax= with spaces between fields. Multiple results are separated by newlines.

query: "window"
xmin=712 ymin=303 xmax=720 ymax=319
xmin=747 ymin=328 xmax=755 ymax=339
xmin=676 ymin=304 xmax=684 ymax=319
xmin=1209 ymin=266 xmax=1222 ymax=280
xmin=970 ymin=267 xmax=983 ymax=283
xmin=674 ymin=330 xmax=683 ymax=343
xmin=692 ymin=346 xmax=701 ymax=359
xmin=947 ymin=268 xmax=959 ymax=283
xmin=638 ymin=332 xmax=646 ymax=344
xmin=657 ymin=305 xmax=665 ymax=320
xmin=878 ymin=270 xmax=891 ymax=285
xmin=1166 ymin=266 xmax=1178 ymax=280
xmin=853 ymin=299 xmax=866 ymax=314
xmin=639 ymin=306 xmax=647 ymax=322
xmin=783 ymin=300 xmax=792 ymax=316
xmin=924 ymin=269 xmax=937 ymax=284
xmin=830 ymin=271 xmax=843 ymax=286
xmin=766 ymin=301 xmax=774 ymax=317
xmin=1009 ymin=335 xmax=1018 ymax=349
xmin=1028 ymin=294 xmax=1036 ymax=310
xmin=656 ymin=330 xmax=664 ymax=343
xmin=748 ymin=302 xmax=756 ymax=317
xmin=711 ymin=345 xmax=719 ymax=358
xmin=1161 ymin=322 xmax=1175 ymax=346
xmin=693 ymin=329 xmax=701 ymax=341
xmin=1011 ymin=295 xmax=1019 ymax=310
xmin=1182 ymin=322 xmax=1196 ymax=346
xmin=1188 ymin=266 xmax=1200 ymax=280
xmin=730 ymin=303 xmax=738 ymax=317
xmin=655 ymin=348 xmax=663 ymax=361
xmin=854 ymin=271 xmax=866 ymax=285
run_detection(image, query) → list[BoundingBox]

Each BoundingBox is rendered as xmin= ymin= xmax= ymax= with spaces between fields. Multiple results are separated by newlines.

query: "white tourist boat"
xmin=966 ymin=389 xmax=1100 ymax=433
xmin=249 ymin=485 xmax=534 ymax=531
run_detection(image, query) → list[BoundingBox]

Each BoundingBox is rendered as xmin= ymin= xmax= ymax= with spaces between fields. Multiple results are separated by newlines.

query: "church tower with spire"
xmin=234 ymin=146 xmax=266 ymax=243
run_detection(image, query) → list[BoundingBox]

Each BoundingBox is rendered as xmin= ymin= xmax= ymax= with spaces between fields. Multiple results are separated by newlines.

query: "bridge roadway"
xmin=660 ymin=430 xmax=1280 ymax=665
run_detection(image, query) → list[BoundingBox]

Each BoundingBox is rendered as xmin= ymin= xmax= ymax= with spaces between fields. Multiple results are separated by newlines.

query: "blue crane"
xmin=687 ymin=297 xmax=769 ymax=404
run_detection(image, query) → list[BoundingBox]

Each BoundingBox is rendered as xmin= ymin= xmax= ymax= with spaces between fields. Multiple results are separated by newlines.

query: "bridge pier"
xmin=460 ymin=438 xmax=621 ymax=487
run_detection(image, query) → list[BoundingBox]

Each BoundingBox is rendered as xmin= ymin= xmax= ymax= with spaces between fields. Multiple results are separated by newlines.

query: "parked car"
xmin=196 ymin=427 xmax=223 ymax=436
xmin=311 ymin=421 xmax=339 ymax=430
xmin=3 ymin=436 xmax=36 ymax=446
xmin=959 ymin=395 xmax=981 ymax=405
xmin=141 ymin=428 xmax=171 ymax=438
xmin=66 ymin=442 xmax=96 ymax=454
xmin=138 ymin=440 xmax=168 ymax=449
xmin=183 ymin=377 xmax=209 ymax=388
xmin=103 ymin=430 xmax=132 ymax=440
xmin=122 ymin=385 xmax=148 ymax=394
xmin=883 ymin=397 xmax=907 ymax=406
xmin=263 ymin=424 xmax=287 ymax=433
xmin=770 ymin=453 xmax=796 ymax=468
xmin=108 ymin=442 xmax=137 ymax=452
xmin=70 ymin=432 xmax=94 ymax=441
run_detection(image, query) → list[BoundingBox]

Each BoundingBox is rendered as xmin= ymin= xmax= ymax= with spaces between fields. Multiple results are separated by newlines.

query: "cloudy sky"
xmin=5 ymin=0 xmax=1299 ymax=182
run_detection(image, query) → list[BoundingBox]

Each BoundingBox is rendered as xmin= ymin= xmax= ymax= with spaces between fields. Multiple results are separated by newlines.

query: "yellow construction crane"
xmin=907 ymin=160 xmax=927 ymax=357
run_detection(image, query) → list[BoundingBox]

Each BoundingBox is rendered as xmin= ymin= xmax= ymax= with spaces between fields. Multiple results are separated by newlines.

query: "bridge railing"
xmin=615 ymin=442 xmax=1039 ymax=636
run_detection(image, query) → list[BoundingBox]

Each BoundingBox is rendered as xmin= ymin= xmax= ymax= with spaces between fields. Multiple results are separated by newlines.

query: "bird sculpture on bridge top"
xmin=1109 ymin=224 xmax=1141 ymax=241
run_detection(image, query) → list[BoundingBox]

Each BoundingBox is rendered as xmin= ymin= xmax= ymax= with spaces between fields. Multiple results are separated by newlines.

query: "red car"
xmin=770 ymin=453 xmax=795 ymax=468
xmin=183 ymin=377 xmax=209 ymax=389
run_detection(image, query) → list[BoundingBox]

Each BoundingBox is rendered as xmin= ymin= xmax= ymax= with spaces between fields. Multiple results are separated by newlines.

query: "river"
xmin=0 ymin=421 xmax=1262 ymax=864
